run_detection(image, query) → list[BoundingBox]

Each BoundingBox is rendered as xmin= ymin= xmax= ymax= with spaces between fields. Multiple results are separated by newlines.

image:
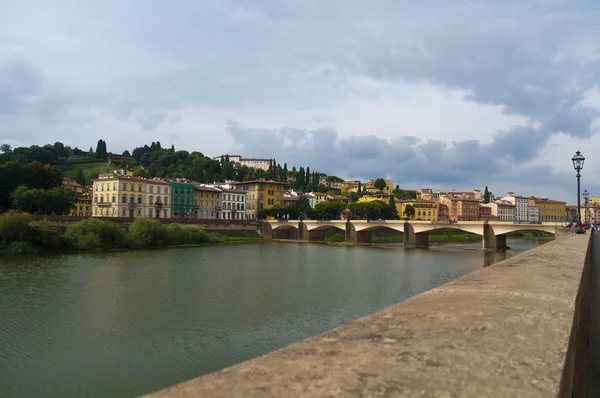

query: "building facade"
xmin=398 ymin=200 xmax=438 ymax=221
xmin=529 ymin=197 xmax=567 ymax=222
xmin=482 ymin=201 xmax=516 ymax=222
xmin=528 ymin=205 xmax=539 ymax=224
xmin=501 ymin=193 xmax=530 ymax=223
xmin=197 ymin=187 xmax=219 ymax=219
xmin=171 ymin=180 xmax=198 ymax=218
xmin=92 ymin=174 xmax=171 ymax=219
xmin=218 ymin=189 xmax=247 ymax=220
xmin=232 ymin=180 xmax=285 ymax=219
xmin=62 ymin=178 xmax=91 ymax=217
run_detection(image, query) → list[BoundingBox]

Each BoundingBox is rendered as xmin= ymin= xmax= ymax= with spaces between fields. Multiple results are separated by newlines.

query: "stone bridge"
xmin=263 ymin=220 xmax=561 ymax=250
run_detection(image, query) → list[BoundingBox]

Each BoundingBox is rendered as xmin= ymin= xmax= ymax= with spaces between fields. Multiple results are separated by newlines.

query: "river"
xmin=0 ymin=238 xmax=551 ymax=397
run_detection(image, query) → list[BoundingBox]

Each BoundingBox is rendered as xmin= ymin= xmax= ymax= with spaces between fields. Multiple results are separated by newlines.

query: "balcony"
xmin=154 ymin=202 xmax=164 ymax=208
xmin=97 ymin=202 xmax=111 ymax=208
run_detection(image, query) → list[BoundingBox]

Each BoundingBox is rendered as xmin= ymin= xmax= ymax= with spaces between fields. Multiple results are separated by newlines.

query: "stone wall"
xmin=145 ymin=234 xmax=593 ymax=397
xmin=28 ymin=216 xmax=264 ymax=238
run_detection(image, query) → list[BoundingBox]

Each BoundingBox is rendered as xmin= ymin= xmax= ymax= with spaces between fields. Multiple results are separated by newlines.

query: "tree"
xmin=404 ymin=204 xmax=415 ymax=219
xmin=0 ymin=161 xmax=63 ymax=210
xmin=75 ymin=168 xmax=86 ymax=186
xmin=389 ymin=195 xmax=398 ymax=219
xmin=170 ymin=145 xmax=175 ymax=152
xmin=122 ymin=150 xmax=132 ymax=157
xmin=11 ymin=186 xmax=77 ymax=215
xmin=95 ymin=139 xmax=107 ymax=160
xmin=225 ymin=154 xmax=230 ymax=163
xmin=0 ymin=144 xmax=12 ymax=153
xmin=483 ymin=186 xmax=491 ymax=204
xmin=374 ymin=178 xmax=387 ymax=192
xmin=283 ymin=163 xmax=288 ymax=181
xmin=314 ymin=201 xmax=346 ymax=220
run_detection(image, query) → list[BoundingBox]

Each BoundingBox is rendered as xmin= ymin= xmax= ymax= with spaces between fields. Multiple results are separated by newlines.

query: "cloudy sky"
xmin=2 ymin=0 xmax=600 ymax=202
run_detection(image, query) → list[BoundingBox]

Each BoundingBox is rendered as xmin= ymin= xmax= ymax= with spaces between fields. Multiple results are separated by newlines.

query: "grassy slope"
xmin=57 ymin=161 xmax=144 ymax=185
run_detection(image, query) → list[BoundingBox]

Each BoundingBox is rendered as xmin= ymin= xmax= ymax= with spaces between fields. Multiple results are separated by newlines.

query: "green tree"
xmin=11 ymin=186 xmax=77 ymax=215
xmin=483 ymin=186 xmax=491 ymax=204
xmin=0 ymin=161 xmax=63 ymax=210
xmin=373 ymin=178 xmax=387 ymax=192
xmin=75 ymin=168 xmax=86 ymax=186
xmin=0 ymin=144 xmax=11 ymax=153
xmin=404 ymin=204 xmax=415 ymax=219
xmin=122 ymin=150 xmax=132 ymax=157
xmin=128 ymin=218 xmax=169 ymax=248
xmin=314 ymin=201 xmax=346 ymax=220
xmin=283 ymin=163 xmax=288 ymax=181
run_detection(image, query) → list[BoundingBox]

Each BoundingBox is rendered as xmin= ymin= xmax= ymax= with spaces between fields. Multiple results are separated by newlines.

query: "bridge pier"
xmin=345 ymin=222 xmax=356 ymax=243
xmin=483 ymin=223 xmax=507 ymax=250
xmin=298 ymin=222 xmax=308 ymax=241
xmin=262 ymin=222 xmax=273 ymax=239
xmin=356 ymin=230 xmax=373 ymax=244
xmin=403 ymin=222 xmax=428 ymax=248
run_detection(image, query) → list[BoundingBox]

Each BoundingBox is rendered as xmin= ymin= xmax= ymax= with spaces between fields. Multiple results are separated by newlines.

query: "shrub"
xmin=64 ymin=218 xmax=129 ymax=251
xmin=3 ymin=241 xmax=37 ymax=255
xmin=166 ymin=223 xmax=186 ymax=245
xmin=128 ymin=218 xmax=168 ymax=248
xmin=325 ymin=232 xmax=345 ymax=243
xmin=0 ymin=211 xmax=31 ymax=245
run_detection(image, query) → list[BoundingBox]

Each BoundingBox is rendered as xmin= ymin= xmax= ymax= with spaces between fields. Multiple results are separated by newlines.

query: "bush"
xmin=0 ymin=211 xmax=31 ymax=245
xmin=30 ymin=221 xmax=65 ymax=250
xmin=325 ymin=232 xmax=345 ymax=243
xmin=128 ymin=218 xmax=168 ymax=248
xmin=64 ymin=218 xmax=129 ymax=251
xmin=3 ymin=241 xmax=37 ymax=255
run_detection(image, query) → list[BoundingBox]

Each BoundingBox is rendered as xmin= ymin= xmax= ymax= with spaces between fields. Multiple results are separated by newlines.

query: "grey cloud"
xmin=0 ymin=51 xmax=44 ymax=113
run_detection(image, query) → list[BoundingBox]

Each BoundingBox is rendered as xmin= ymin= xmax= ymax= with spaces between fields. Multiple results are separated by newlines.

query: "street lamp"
xmin=572 ymin=151 xmax=585 ymax=233
xmin=584 ymin=189 xmax=590 ymax=227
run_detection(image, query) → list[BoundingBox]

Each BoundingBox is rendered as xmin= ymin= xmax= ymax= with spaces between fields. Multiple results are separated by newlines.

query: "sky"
xmin=1 ymin=0 xmax=600 ymax=202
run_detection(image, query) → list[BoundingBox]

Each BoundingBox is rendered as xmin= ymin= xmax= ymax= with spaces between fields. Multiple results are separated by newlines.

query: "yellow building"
xmin=358 ymin=193 xmax=392 ymax=205
xmin=365 ymin=179 xmax=394 ymax=193
xmin=62 ymin=178 xmax=91 ymax=217
xmin=197 ymin=186 xmax=220 ymax=219
xmin=232 ymin=180 xmax=285 ymax=219
xmin=92 ymin=173 xmax=171 ymax=219
xmin=529 ymin=197 xmax=567 ymax=222
xmin=398 ymin=200 xmax=438 ymax=221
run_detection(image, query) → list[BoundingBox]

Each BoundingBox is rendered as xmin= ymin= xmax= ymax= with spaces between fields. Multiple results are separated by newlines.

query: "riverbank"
xmin=0 ymin=211 xmax=267 ymax=256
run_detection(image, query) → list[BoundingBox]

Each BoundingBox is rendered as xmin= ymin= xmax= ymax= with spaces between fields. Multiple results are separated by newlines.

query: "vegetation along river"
xmin=0 ymin=238 xmax=551 ymax=397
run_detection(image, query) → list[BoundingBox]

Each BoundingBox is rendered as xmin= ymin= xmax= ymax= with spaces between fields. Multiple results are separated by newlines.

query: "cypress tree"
xmin=283 ymin=163 xmax=288 ymax=181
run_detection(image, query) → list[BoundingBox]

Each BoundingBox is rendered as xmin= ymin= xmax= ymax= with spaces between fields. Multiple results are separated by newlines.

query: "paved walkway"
xmin=587 ymin=230 xmax=600 ymax=397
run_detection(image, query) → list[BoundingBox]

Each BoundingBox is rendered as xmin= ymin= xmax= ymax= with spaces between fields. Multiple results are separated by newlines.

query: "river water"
xmin=0 ymin=238 xmax=551 ymax=397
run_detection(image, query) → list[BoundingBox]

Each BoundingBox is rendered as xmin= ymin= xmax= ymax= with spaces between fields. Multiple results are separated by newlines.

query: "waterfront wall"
xmin=145 ymin=234 xmax=593 ymax=397
xmin=28 ymin=216 xmax=264 ymax=238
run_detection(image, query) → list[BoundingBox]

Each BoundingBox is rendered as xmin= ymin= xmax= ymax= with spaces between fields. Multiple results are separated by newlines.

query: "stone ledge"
xmin=144 ymin=235 xmax=590 ymax=398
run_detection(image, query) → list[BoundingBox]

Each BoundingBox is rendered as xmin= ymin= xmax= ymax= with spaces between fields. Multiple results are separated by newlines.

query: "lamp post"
xmin=584 ymin=189 xmax=590 ymax=228
xmin=572 ymin=151 xmax=585 ymax=233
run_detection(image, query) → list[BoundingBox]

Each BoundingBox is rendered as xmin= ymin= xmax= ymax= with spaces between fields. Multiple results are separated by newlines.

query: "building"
xmin=439 ymin=196 xmax=479 ymax=221
xmin=501 ymin=192 xmax=530 ymax=223
xmin=528 ymin=205 xmax=539 ymax=224
xmin=283 ymin=193 xmax=299 ymax=207
xmin=309 ymin=192 xmax=329 ymax=206
xmin=214 ymin=155 xmax=272 ymax=171
xmin=358 ymin=193 xmax=392 ymax=205
xmin=438 ymin=204 xmax=449 ymax=221
xmin=482 ymin=200 xmax=515 ymax=222
xmin=566 ymin=205 xmax=579 ymax=223
xmin=529 ymin=197 xmax=567 ymax=222
xmin=327 ymin=195 xmax=350 ymax=204
xmin=398 ymin=200 xmax=438 ymax=221
xmin=107 ymin=153 xmax=135 ymax=164
xmin=319 ymin=176 xmax=344 ymax=190
xmin=304 ymin=193 xmax=317 ymax=208
xmin=197 ymin=186 xmax=220 ymax=219
xmin=218 ymin=189 xmax=247 ymax=220
xmin=92 ymin=173 xmax=171 ymax=219
xmin=340 ymin=180 xmax=361 ymax=193
xmin=365 ymin=179 xmax=394 ymax=194
xmin=62 ymin=178 xmax=91 ymax=217
xmin=231 ymin=180 xmax=285 ymax=219
xmin=171 ymin=179 xmax=198 ymax=218
xmin=478 ymin=205 xmax=497 ymax=222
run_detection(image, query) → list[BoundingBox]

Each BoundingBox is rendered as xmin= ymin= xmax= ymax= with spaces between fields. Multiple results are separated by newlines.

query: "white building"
xmin=213 ymin=155 xmax=272 ymax=171
xmin=528 ymin=205 xmax=539 ymax=224
xmin=218 ymin=189 xmax=247 ymax=220
xmin=482 ymin=200 xmax=516 ymax=222
xmin=501 ymin=192 xmax=529 ymax=223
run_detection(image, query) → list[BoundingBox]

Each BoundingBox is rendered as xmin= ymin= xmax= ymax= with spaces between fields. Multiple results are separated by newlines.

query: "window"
xmin=122 ymin=195 xmax=127 ymax=203
xmin=137 ymin=209 xmax=141 ymax=216
xmin=112 ymin=195 xmax=116 ymax=203
xmin=113 ymin=183 xmax=116 ymax=190
xmin=157 ymin=187 xmax=161 ymax=194
xmin=100 ymin=196 xmax=104 ymax=203
xmin=94 ymin=196 xmax=98 ymax=203
xmin=163 ymin=209 xmax=167 ymax=218
xmin=164 ymin=197 xmax=168 ymax=205
xmin=138 ymin=196 xmax=142 ymax=204
xmin=95 ymin=208 xmax=98 ymax=215
xmin=149 ymin=195 xmax=154 ymax=204
xmin=149 ymin=186 xmax=154 ymax=194
xmin=122 ymin=208 xmax=126 ymax=216
xmin=164 ymin=188 xmax=168 ymax=194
